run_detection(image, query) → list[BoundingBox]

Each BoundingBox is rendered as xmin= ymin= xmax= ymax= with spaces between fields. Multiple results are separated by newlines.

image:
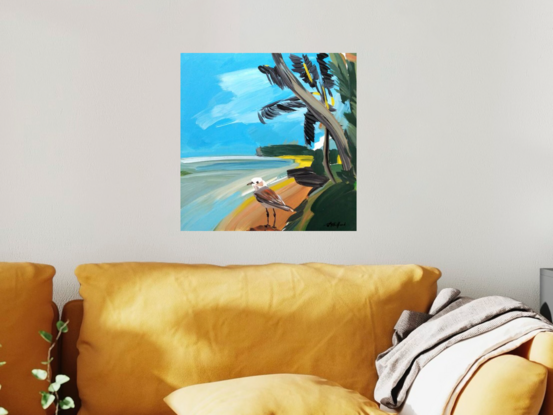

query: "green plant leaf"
xmin=60 ymin=397 xmax=75 ymax=410
xmin=48 ymin=382 xmax=60 ymax=392
xmin=0 ymin=406 xmax=8 ymax=414
xmin=40 ymin=392 xmax=55 ymax=409
xmin=55 ymin=374 xmax=70 ymax=385
xmin=32 ymin=369 xmax=48 ymax=380
xmin=41 ymin=358 xmax=54 ymax=365
xmin=39 ymin=331 xmax=52 ymax=343
xmin=56 ymin=321 xmax=69 ymax=333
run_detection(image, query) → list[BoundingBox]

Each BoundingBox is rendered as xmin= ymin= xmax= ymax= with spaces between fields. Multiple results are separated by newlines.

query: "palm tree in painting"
xmin=257 ymin=53 xmax=355 ymax=183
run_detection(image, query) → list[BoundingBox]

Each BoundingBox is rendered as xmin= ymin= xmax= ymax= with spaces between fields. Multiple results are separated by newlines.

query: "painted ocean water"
xmin=180 ymin=157 xmax=296 ymax=231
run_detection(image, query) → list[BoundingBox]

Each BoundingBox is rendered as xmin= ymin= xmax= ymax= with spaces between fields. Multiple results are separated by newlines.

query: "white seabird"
xmin=247 ymin=177 xmax=295 ymax=228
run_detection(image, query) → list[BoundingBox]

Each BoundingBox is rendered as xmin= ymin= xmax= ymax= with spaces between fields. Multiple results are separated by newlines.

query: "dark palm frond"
xmin=287 ymin=167 xmax=329 ymax=191
xmin=302 ymin=54 xmax=319 ymax=86
xmin=258 ymin=96 xmax=306 ymax=124
xmin=289 ymin=54 xmax=318 ymax=88
xmin=258 ymin=65 xmax=286 ymax=89
xmin=304 ymin=109 xmax=317 ymax=146
xmin=290 ymin=54 xmax=308 ymax=83
xmin=317 ymin=53 xmax=335 ymax=92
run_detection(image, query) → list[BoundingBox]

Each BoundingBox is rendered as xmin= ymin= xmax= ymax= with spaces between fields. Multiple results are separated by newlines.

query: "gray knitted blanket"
xmin=374 ymin=288 xmax=552 ymax=410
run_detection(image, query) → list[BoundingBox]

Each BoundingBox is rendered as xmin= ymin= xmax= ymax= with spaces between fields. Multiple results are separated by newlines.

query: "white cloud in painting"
xmin=313 ymin=134 xmax=325 ymax=150
xmin=194 ymin=68 xmax=304 ymax=130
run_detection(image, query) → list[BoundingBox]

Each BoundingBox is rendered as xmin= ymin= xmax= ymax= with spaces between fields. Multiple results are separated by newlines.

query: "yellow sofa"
xmin=2 ymin=262 xmax=553 ymax=415
xmin=0 ymin=263 xmax=59 ymax=415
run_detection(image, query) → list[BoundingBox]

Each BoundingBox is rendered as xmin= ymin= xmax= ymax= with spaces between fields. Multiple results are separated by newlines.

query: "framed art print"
xmin=181 ymin=53 xmax=357 ymax=231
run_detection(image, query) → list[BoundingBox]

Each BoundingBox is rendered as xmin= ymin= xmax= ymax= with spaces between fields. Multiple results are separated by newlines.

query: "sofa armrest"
xmin=513 ymin=332 xmax=553 ymax=415
xmin=452 ymin=354 xmax=547 ymax=415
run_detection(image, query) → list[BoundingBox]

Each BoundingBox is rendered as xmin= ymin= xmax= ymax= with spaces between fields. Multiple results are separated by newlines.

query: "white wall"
xmin=1 ymin=0 xmax=552 ymax=308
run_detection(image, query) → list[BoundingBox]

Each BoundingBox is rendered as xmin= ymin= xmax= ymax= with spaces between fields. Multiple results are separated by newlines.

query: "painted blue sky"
xmin=181 ymin=53 xmax=345 ymax=158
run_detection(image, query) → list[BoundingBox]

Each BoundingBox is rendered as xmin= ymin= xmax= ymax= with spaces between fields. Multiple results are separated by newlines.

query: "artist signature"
xmin=326 ymin=221 xmax=347 ymax=228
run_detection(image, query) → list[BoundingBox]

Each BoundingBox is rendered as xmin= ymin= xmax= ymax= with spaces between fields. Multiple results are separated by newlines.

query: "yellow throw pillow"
xmin=0 ymin=262 xmax=56 ymax=415
xmin=164 ymin=374 xmax=386 ymax=415
xmin=452 ymin=354 xmax=547 ymax=415
xmin=75 ymin=263 xmax=440 ymax=415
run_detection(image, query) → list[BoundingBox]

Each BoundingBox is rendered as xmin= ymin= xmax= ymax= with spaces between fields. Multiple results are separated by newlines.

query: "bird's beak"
xmin=247 ymin=182 xmax=253 ymax=186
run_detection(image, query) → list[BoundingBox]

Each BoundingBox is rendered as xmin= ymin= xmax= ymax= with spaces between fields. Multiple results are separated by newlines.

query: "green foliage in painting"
xmin=329 ymin=53 xmax=357 ymax=170
xmin=305 ymin=182 xmax=357 ymax=231
xmin=310 ymin=149 xmax=339 ymax=176
xmin=256 ymin=144 xmax=315 ymax=157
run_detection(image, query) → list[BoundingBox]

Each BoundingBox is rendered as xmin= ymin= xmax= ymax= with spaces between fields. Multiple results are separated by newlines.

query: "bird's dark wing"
xmin=254 ymin=187 xmax=294 ymax=212
xmin=254 ymin=187 xmax=285 ymax=206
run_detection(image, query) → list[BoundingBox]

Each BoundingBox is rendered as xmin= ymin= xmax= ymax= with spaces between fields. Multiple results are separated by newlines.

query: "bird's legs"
xmin=272 ymin=209 xmax=277 ymax=228
xmin=265 ymin=208 xmax=270 ymax=227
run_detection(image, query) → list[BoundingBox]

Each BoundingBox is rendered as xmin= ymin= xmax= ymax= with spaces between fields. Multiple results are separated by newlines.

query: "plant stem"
xmin=46 ymin=321 xmax=68 ymax=415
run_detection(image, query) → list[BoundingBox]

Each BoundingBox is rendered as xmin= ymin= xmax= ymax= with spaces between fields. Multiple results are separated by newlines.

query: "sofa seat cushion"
xmin=164 ymin=374 xmax=387 ymax=415
xmin=452 ymin=354 xmax=547 ymax=415
xmin=75 ymin=262 xmax=440 ymax=415
xmin=0 ymin=262 xmax=56 ymax=415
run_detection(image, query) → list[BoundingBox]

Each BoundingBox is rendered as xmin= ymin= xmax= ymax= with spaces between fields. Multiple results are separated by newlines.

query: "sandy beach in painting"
xmin=180 ymin=156 xmax=310 ymax=231
xmin=216 ymin=179 xmax=310 ymax=231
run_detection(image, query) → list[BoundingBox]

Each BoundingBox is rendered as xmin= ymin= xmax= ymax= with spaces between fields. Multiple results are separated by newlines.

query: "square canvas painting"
xmin=181 ymin=53 xmax=357 ymax=231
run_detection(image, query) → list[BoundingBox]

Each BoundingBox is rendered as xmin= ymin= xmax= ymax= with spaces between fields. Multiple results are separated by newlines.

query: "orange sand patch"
xmin=216 ymin=180 xmax=311 ymax=231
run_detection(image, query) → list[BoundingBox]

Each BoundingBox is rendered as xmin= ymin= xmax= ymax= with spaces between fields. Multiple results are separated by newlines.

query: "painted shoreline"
xmin=180 ymin=156 xmax=312 ymax=231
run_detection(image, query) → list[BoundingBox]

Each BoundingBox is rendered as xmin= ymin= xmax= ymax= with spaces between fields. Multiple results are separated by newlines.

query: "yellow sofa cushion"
xmin=75 ymin=262 xmax=440 ymax=415
xmin=0 ymin=262 xmax=56 ymax=415
xmin=452 ymin=354 xmax=547 ymax=415
xmin=164 ymin=374 xmax=387 ymax=415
